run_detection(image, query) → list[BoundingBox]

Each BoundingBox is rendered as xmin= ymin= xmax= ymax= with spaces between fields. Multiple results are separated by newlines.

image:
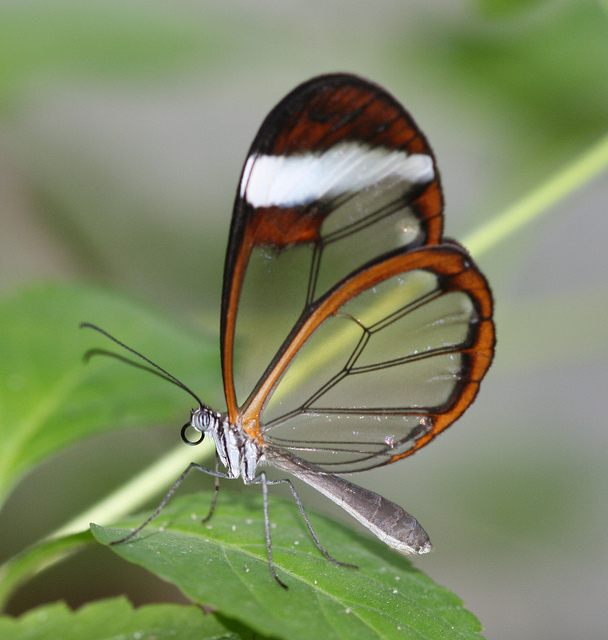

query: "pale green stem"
xmin=463 ymin=130 xmax=608 ymax=258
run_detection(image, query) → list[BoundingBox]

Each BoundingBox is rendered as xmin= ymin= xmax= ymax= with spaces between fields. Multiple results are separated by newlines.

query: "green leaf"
xmin=93 ymin=493 xmax=484 ymax=640
xmin=0 ymin=596 xmax=243 ymax=640
xmin=0 ymin=283 xmax=220 ymax=508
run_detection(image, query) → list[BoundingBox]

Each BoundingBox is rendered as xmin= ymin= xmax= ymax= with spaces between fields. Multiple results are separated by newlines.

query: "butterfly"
xmin=84 ymin=73 xmax=494 ymax=589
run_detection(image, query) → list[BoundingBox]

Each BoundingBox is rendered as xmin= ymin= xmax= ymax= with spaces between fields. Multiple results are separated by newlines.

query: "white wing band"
xmin=241 ymin=142 xmax=434 ymax=208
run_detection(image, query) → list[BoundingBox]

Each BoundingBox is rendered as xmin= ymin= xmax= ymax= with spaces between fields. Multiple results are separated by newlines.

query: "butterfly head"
xmin=181 ymin=405 xmax=221 ymax=446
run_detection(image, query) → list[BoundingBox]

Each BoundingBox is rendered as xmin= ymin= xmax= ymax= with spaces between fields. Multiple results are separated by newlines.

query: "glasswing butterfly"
xmin=84 ymin=73 xmax=495 ymax=588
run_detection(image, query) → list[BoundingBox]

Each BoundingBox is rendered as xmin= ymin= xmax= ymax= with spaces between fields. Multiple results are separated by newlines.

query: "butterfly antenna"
xmin=80 ymin=322 xmax=206 ymax=408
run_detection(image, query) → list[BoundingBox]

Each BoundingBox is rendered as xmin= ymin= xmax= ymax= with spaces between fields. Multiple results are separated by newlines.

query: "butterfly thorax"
xmin=191 ymin=405 xmax=262 ymax=483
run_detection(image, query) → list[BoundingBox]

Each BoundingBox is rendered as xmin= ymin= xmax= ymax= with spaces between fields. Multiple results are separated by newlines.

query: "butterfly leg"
xmin=252 ymin=472 xmax=358 ymax=588
xmin=111 ymin=462 xmax=231 ymax=545
xmin=259 ymin=471 xmax=289 ymax=589
xmin=264 ymin=476 xmax=358 ymax=570
xmin=201 ymin=452 xmax=221 ymax=523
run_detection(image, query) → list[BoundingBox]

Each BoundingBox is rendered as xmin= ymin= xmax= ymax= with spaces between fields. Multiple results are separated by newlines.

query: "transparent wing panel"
xmin=261 ymin=264 xmax=481 ymax=472
xmin=312 ymin=173 xmax=431 ymax=300
xmin=232 ymin=243 xmax=312 ymax=408
xmin=266 ymin=412 xmax=432 ymax=471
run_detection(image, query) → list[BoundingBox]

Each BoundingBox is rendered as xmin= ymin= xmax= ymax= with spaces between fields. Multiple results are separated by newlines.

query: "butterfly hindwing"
xmin=241 ymin=243 xmax=494 ymax=471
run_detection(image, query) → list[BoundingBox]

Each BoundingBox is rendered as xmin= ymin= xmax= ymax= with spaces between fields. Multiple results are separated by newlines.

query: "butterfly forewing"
xmin=221 ymin=74 xmax=445 ymax=422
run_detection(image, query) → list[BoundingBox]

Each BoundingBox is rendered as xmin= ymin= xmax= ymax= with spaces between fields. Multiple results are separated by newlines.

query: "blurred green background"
xmin=1 ymin=1 xmax=607 ymax=639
